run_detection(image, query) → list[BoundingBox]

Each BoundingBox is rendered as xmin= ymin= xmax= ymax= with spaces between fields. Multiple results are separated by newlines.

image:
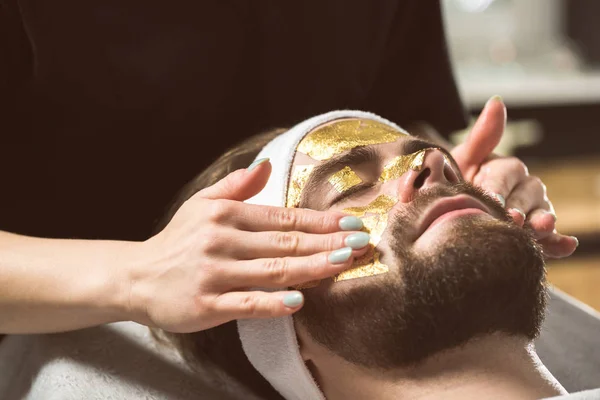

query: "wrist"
xmin=117 ymin=238 xmax=156 ymax=326
xmin=107 ymin=240 xmax=148 ymax=324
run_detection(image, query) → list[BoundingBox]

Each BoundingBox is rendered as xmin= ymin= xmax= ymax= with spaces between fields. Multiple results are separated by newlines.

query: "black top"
xmin=0 ymin=0 xmax=466 ymax=240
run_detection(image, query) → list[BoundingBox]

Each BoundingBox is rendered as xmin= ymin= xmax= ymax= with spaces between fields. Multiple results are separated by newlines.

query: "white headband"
xmin=237 ymin=110 xmax=408 ymax=399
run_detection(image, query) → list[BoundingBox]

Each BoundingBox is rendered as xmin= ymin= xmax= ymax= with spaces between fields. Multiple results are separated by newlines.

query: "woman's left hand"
xmin=451 ymin=96 xmax=578 ymax=259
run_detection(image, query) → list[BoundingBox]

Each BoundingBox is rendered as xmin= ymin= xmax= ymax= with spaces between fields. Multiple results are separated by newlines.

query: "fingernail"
xmin=344 ymin=232 xmax=370 ymax=249
xmin=570 ymin=236 xmax=579 ymax=248
xmin=493 ymin=193 xmax=506 ymax=207
xmin=247 ymin=157 xmax=269 ymax=171
xmin=510 ymin=207 xmax=526 ymax=220
xmin=283 ymin=292 xmax=304 ymax=308
xmin=328 ymin=247 xmax=353 ymax=264
xmin=544 ymin=210 xmax=557 ymax=222
xmin=486 ymin=94 xmax=503 ymax=106
xmin=339 ymin=216 xmax=363 ymax=231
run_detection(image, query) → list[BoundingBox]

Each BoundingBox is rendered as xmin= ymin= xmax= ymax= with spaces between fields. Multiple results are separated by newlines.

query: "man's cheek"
xmin=333 ymin=195 xmax=398 ymax=282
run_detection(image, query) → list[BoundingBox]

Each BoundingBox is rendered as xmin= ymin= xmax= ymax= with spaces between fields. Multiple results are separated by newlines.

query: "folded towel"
xmin=237 ymin=110 xmax=407 ymax=400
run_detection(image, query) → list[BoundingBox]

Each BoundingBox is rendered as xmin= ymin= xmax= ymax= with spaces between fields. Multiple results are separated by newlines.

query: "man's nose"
xmin=396 ymin=149 xmax=459 ymax=203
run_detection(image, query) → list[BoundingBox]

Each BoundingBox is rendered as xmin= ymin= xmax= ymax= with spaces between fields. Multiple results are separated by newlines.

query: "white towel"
xmin=237 ymin=110 xmax=408 ymax=400
xmin=0 ymin=322 xmax=260 ymax=400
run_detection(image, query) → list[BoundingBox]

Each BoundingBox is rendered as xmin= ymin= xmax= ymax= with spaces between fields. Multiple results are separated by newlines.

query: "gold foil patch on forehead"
xmin=328 ymin=166 xmax=362 ymax=193
xmin=333 ymin=194 xmax=398 ymax=282
xmin=286 ymin=165 xmax=314 ymax=208
xmin=378 ymin=148 xmax=431 ymax=183
xmin=297 ymin=119 xmax=405 ymax=161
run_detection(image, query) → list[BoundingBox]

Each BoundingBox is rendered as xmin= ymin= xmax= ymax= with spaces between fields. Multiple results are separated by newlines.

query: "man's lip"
xmin=416 ymin=195 xmax=491 ymax=238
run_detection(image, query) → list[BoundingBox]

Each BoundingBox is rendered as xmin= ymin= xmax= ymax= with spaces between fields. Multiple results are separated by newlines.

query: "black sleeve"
xmin=0 ymin=0 xmax=33 ymax=114
xmin=0 ymin=0 xmax=40 ymax=236
xmin=364 ymin=0 xmax=468 ymax=138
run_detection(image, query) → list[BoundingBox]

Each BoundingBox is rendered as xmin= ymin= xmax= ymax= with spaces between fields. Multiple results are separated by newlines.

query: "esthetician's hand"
xmin=125 ymin=159 xmax=368 ymax=333
xmin=451 ymin=96 xmax=578 ymax=259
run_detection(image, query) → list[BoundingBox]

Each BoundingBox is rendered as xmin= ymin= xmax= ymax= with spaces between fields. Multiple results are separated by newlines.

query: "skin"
xmin=0 ymin=97 xmax=576 ymax=335
xmin=289 ymin=128 xmax=565 ymax=399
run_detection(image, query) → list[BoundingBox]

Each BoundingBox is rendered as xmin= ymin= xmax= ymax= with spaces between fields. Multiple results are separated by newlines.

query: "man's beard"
xmin=295 ymin=182 xmax=547 ymax=369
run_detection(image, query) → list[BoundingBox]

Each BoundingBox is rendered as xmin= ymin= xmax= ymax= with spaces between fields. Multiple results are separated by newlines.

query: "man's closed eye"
xmin=330 ymin=182 xmax=376 ymax=206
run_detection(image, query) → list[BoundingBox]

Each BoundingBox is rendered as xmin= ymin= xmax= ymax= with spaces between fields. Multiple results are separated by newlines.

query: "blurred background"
xmin=442 ymin=0 xmax=600 ymax=310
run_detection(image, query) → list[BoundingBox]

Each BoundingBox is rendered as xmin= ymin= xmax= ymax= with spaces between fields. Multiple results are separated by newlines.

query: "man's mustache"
xmin=390 ymin=182 xmax=512 ymax=238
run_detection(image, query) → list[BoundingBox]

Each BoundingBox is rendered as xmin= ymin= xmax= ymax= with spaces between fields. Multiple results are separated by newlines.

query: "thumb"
xmin=198 ymin=158 xmax=272 ymax=201
xmin=451 ymin=95 xmax=506 ymax=178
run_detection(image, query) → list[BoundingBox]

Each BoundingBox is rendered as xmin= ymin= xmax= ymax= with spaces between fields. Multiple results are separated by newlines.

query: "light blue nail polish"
xmin=494 ymin=193 xmax=506 ymax=208
xmin=345 ymin=232 xmax=370 ymax=249
xmin=486 ymin=94 xmax=503 ymax=106
xmin=545 ymin=210 xmax=558 ymax=222
xmin=247 ymin=158 xmax=269 ymax=171
xmin=339 ymin=216 xmax=363 ymax=231
xmin=570 ymin=236 xmax=579 ymax=248
xmin=283 ymin=292 xmax=304 ymax=307
xmin=510 ymin=207 xmax=526 ymax=219
xmin=328 ymin=247 xmax=353 ymax=264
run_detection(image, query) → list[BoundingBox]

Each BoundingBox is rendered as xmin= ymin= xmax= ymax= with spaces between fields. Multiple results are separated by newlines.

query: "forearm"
xmin=0 ymin=230 xmax=136 ymax=334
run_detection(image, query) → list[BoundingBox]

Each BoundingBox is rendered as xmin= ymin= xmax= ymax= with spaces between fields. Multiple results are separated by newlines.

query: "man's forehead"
xmin=295 ymin=118 xmax=409 ymax=162
xmin=286 ymin=118 xmax=412 ymax=208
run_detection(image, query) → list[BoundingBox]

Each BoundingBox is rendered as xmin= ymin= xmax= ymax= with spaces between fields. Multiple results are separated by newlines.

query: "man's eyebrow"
xmin=299 ymin=146 xmax=380 ymax=209
xmin=402 ymin=138 xmax=437 ymax=155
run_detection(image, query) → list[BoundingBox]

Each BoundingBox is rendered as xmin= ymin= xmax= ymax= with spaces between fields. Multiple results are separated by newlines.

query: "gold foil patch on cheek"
xmin=286 ymin=165 xmax=314 ymax=208
xmin=378 ymin=148 xmax=430 ymax=183
xmin=343 ymin=194 xmax=398 ymax=216
xmin=328 ymin=166 xmax=362 ymax=193
xmin=297 ymin=119 xmax=405 ymax=161
xmin=334 ymin=194 xmax=398 ymax=282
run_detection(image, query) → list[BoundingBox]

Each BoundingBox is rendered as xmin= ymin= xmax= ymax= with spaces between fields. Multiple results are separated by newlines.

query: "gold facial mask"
xmin=286 ymin=165 xmax=314 ymax=208
xmin=334 ymin=194 xmax=398 ymax=282
xmin=297 ymin=119 xmax=405 ymax=161
xmin=328 ymin=166 xmax=362 ymax=193
xmin=287 ymin=118 xmax=409 ymax=288
xmin=379 ymin=148 xmax=430 ymax=183
xmin=294 ymin=195 xmax=398 ymax=289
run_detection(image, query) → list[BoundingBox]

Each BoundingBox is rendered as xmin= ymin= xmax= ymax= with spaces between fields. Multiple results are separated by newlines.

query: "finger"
xmin=198 ymin=158 xmax=272 ymax=201
xmin=474 ymin=157 xmax=529 ymax=202
xmin=210 ymin=290 xmax=306 ymax=323
xmin=527 ymin=208 xmax=557 ymax=240
xmin=538 ymin=233 xmax=578 ymax=259
xmin=509 ymin=208 xmax=527 ymax=227
xmin=451 ymin=96 xmax=506 ymax=179
xmin=219 ymin=201 xmax=363 ymax=233
xmin=505 ymin=176 xmax=547 ymax=217
xmin=224 ymin=230 xmax=371 ymax=259
xmin=223 ymin=247 xmax=366 ymax=289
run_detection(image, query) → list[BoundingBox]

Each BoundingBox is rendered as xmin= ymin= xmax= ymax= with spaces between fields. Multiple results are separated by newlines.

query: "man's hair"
xmin=151 ymin=128 xmax=286 ymax=399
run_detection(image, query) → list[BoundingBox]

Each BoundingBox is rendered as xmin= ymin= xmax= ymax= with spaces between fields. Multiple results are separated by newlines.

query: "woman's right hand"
xmin=124 ymin=159 xmax=368 ymax=333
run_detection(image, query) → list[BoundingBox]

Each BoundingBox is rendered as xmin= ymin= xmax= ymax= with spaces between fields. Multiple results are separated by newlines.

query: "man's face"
xmin=288 ymin=118 xmax=547 ymax=369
